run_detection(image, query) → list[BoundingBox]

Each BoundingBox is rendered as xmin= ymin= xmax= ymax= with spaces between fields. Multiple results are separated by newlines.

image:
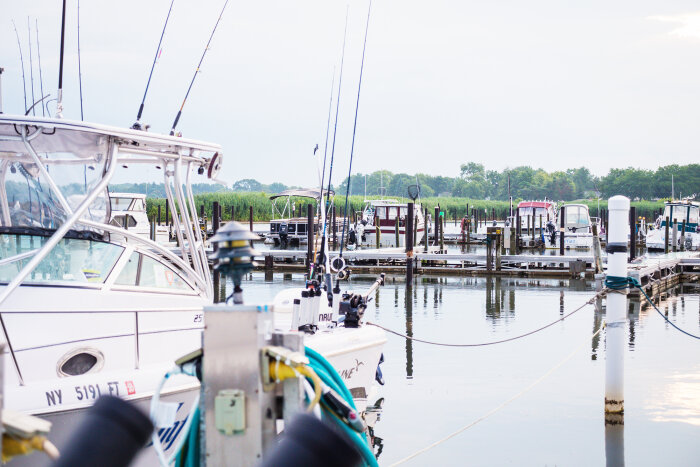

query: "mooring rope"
xmin=366 ymin=291 xmax=603 ymax=347
xmin=605 ymin=275 xmax=700 ymax=340
xmin=387 ymin=323 xmax=606 ymax=466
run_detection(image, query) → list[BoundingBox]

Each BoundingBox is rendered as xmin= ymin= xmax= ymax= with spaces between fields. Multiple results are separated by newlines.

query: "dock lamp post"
xmin=210 ymin=221 xmax=259 ymax=304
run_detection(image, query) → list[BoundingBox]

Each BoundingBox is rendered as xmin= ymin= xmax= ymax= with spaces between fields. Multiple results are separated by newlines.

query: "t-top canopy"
xmin=269 ymin=188 xmax=334 ymax=200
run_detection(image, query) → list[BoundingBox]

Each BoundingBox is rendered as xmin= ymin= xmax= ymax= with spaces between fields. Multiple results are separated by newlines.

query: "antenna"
xmin=133 ymin=0 xmax=175 ymax=129
xmin=27 ymin=17 xmax=36 ymax=116
xmin=0 ymin=68 xmax=4 ymax=114
xmin=169 ymin=0 xmax=229 ymax=136
xmin=339 ymin=0 xmax=373 ymax=258
xmin=77 ymin=0 xmax=84 ymax=120
xmin=56 ymin=0 xmax=67 ymax=118
xmin=12 ymin=20 xmax=28 ymax=113
xmin=36 ymin=19 xmax=46 ymax=117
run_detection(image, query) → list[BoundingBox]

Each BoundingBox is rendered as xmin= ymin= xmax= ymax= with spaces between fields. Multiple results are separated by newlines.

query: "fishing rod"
xmin=77 ymin=0 xmax=84 ymax=120
xmin=11 ymin=20 xmax=28 ymax=113
xmin=316 ymin=6 xmax=349 ymax=301
xmin=27 ymin=17 xmax=36 ymax=116
xmin=338 ymin=0 xmax=372 ymax=262
xmin=169 ymin=0 xmax=229 ymax=136
xmin=133 ymin=0 xmax=175 ymax=130
xmin=56 ymin=0 xmax=67 ymax=118
xmin=36 ymin=19 xmax=46 ymax=117
xmin=310 ymin=69 xmax=336 ymax=279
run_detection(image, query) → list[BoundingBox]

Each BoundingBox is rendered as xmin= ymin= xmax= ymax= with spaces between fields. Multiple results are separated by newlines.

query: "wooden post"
xmin=515 ymin=209 xmax=521 ymax=250
xmin=375 ymin=213 xmax=381 ymax=247
xmin=157 ymin=205 xmax=161 ymax=225
xmin=394 ymin=209 xmax=400 ymax=247
xmin=496 ymin=229 xmax=502 ymax=270
xmin=406 ymin=202 xmax=414 ymax=284
xmin=165 ymin=203 xmax=170 ymax=226
xmin=467 ymin=219 xmax=471 ymax=246
xmin=664 ymin=216 xmax=670 ymax=254
xmin=424 ymin=208 xmax=429 ymax=252
xmin=413 ymin=208 xmax=418 ymax=246
xmin=592 ymin=222 xmax=604 ymax=274
xmin=672 ymin=218 xmax=677 ymax=252
xmin=434 ymin=207 xmax=440 ymax=246
xmin=439 ymin=215 xmax=445 ymax=252
xmin=212 ymin=201 xmax=220 ymax=302
xmin=230 ymin=205 xmax=234 ymax=221
xmin=680 ymin=220 xmax=686 ymax=252
xmin=629 ymin=206 xmax=636 ymax=261
xmin=559 ymin=206 xmax=565 ymax=255
xmin=306 ymin=203 xmax=313 ymax=269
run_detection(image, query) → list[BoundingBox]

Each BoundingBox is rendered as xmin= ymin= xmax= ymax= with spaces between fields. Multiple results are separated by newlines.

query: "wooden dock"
xmin=257 ymin=247 xmax=700 ymax=282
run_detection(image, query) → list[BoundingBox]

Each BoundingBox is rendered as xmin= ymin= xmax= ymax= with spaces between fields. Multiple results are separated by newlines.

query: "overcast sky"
xmin=2 ymin=1 xmax=700 ymax=188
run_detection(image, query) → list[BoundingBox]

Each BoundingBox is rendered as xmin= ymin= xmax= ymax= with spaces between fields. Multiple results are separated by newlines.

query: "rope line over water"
xmin=387 ymin=323 xmax=606 ymax=466
xmin=367 ymin=292 xmax=603 ymax=347
xmin=605 ymin=275 xmax=700 ymax=340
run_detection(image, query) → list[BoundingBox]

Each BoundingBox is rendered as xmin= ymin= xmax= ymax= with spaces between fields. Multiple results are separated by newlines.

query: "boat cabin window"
xmin=564 ymin=206 xmax=590 ymax=228
xmin=110 ymin=214 xmax=137 ymax=229
xmin=375 ymin=206 xmax=386 ymax=219
xmin=110 ymin=197 xmax=133 ymax=211
xmin=114 ymin=251 xmax=192 ymax=291
xmin=131 ymin=199 xmax=146 ymax=211
xmin=688 ymin=207 xmax=699 ymax=224
xmin=0 ymin=234 xmax=123 ymax=284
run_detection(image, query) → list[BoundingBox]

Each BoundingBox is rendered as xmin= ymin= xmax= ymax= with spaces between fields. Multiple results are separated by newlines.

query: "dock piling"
xmin=629 ymin=206 xmax=636 ymax=262
xmin=406 ymin=202 xmax=414 ymax=284
xmin=664 ymin=216 xmax=670 ymax=254
xmin=559 ymin=206 xmax=565 ymax=255
xmin=605 ymin=195 xmax=629 ymax=416
xmin=672 ymin=218 xmax=677 ymax=252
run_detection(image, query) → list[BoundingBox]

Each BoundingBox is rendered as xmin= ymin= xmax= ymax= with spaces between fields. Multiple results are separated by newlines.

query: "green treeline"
xmin=336 ymin=164 xmax=700 ymax=201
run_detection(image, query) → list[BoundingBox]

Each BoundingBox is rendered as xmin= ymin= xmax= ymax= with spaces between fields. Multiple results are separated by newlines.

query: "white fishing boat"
xmin=272 ymin=279 xmax=387 ymax=413
xmin=516 ymin=200 xmax=556 ymax=247
xmin=0 ymin=114 xmax=215 ymax=466
xmin=109 ymin=192 xmax=170 ymax=243
xmin=352 ymin=199 xmax=425 ymax=248
xmin=543 ymin=203 xmax=595 ymax=250
xmin=647 ymin=200 xmax=700 ymax=251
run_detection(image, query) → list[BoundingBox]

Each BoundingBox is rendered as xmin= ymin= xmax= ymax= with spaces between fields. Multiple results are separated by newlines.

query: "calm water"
xmin=238 ymin=273 xmax=700 ymax=466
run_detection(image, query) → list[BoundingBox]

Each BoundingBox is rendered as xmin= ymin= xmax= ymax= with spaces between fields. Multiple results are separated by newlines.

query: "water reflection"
xmin=405 ymin=285 xmax=414 ymax=379
xmin=605 ymin=415 xmax=625 ymax=467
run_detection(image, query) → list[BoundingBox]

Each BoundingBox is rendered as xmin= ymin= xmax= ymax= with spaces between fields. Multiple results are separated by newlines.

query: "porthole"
xmin=57 ymin=348 xmax=105 ymax=377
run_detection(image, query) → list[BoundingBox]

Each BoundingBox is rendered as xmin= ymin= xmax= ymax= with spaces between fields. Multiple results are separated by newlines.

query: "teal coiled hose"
xmin=304 ymin=346 xmax=377 ymax=467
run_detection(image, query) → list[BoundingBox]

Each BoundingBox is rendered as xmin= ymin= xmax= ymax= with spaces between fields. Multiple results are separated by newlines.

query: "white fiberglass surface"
xmin=239 ymin=272 xmax=700 ymax=466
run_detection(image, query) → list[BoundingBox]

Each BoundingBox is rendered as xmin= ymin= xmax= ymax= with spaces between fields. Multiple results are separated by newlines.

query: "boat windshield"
xmin=110 ymin=197 xmax=145 ymax=212
xmin=564 ymin=206 xmax=590 ymax=228
xmin=0 ymin=233 xmax=123 ymax=284
xmin=0 ymin=127 xmax=110 ymax=229
xmin=663 ymin=204 xmax=699 ymax=224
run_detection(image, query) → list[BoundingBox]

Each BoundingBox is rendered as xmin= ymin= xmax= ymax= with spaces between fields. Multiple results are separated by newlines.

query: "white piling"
xmin=605 ymin=195 xmax=629 ymax=414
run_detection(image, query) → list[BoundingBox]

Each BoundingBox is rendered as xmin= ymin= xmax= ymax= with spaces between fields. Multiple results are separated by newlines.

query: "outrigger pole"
xmin=169 ymin=0 xmax=228 ymax=135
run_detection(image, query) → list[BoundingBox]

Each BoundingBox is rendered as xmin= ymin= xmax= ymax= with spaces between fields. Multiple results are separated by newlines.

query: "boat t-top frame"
xmin=0 ymin=115 xmax=222 ymax=311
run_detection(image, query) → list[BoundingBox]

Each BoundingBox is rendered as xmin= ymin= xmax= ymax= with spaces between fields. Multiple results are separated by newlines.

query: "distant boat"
xmin=352 ymin=199 xmax=425 ymax=248
xmin=266 ymin=188 xmax=334 ymax=248
xmin=647 ymin=200 xmax=700 ymax=251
